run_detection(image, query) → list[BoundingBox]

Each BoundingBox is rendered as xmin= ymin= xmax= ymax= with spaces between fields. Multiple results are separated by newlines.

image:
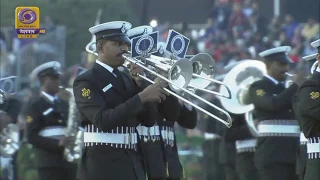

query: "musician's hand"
xmin=130 ymin=64 xmax=144 ymax=84
xmin=154 ymin=77 xmax=169 ymax=89
xmin=59 ymin=136 xmax=74 ymax=147
xmin=139 ymin=83 xmax=169 ymax=103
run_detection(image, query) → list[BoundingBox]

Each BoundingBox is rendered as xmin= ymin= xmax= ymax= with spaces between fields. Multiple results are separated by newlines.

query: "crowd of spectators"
xmin=155 ymin=0 xmax=319 ymax=75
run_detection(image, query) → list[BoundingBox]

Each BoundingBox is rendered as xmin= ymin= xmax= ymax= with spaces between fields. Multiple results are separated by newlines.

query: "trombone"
xmin=184 ymin=54 xmax=232 ymax=99
xmin=85 ymin=42 xmax=233 ymax=127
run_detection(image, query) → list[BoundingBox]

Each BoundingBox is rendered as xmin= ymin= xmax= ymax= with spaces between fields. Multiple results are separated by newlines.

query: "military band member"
xmin=25 ymin=61 xmax=77 ymax=180
xmin=292 ymin=54 xmax=316 ymax=180
xmin=126 ymin=25 xmax=179 ymax=180
xmin=224 ymin=113 xmax=259 ymax=180
xmin=151 ymin=43 xmax=198 ymax=180
xmin=73 ymin=21 xmax=169 ymax=180
xmin=127 ymin=26 xmax=198 ymax=180
xmin=219 ymin=120 xmax=238 ymax=180
xmin=200 ymin=91 xmax=225 ymax=180
xmin=295 ymin=39 xmax=320 ymax=180
xmin=248 ymin=46 xmax=305 ymax=180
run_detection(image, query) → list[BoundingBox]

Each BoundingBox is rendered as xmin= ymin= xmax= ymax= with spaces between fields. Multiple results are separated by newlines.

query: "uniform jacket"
xmin=73 ymin=62 xmax=157 ymax=180
xmin=25 ymin=94 xmax=71 ymax=168
xmin=296 ymin=71 xmax=320 ymax=137
xmin=295 ymin=70 xmax=320 ymax=180
xmin=248 ymin=76 xmax=299 ymax=164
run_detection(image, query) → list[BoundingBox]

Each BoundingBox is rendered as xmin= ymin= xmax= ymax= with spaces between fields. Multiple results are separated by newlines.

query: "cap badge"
xmin=121 ymin=24 xmax=126 ymax=33
xmin=143 ymin=28 xmax=148 ymax=35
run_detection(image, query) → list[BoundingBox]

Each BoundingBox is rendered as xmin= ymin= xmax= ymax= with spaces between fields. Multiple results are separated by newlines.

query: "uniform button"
xmin=58 ymin=120 xmax=63 ymax=123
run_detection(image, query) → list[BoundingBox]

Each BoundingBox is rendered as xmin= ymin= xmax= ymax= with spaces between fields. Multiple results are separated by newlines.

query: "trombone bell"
xmin=127 ymin=53 xmax=194 ymax=93
xmin=186 ymin=53 xmax=232 ymax=99
xmin=188 ymin=53 xmax=214 ymax=89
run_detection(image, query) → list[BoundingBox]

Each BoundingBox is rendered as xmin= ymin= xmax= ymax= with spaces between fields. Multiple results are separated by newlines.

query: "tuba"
xmin=219 ymin=60 xmax=267 ymax=136
xmin=62 ymin=87 xmax=84 ymax=162
xmin=0 ymin=89 xmax=21 ymax=157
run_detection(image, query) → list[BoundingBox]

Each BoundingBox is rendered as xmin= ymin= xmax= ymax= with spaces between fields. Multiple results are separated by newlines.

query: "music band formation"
xmin=0 ymin=19 xmax=319 ymax=180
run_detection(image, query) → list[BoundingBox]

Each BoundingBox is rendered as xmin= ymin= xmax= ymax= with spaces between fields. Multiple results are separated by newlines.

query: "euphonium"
xmin=63 ymin=88 xmax=84 ymax=162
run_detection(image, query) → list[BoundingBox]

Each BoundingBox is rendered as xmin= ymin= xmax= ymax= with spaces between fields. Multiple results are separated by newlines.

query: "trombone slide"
xmin=122 ymin=54 xmax=233 ymax=128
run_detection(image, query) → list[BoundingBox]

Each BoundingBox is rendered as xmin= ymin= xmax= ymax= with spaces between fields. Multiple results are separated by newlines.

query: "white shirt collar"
xmin=264 ymin=74 xmax=279 ymax=85
xmin=41 ymin=91 xmax=57 ymax=103
xmin=96 ymin=60 xmax=114 ymax=74
xmin=316 ymin=66 xmax=320 ymax=73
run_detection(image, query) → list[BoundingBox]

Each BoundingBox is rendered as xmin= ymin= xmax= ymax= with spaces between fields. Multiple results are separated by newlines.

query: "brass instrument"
xmin=86 ymin=9 xmax=103 ymax=66
xmin=219 ymin=60 xmax=267 ymax=136
xmin=85 ymin=41 xmax=233 ymax=127
xmin=185 ymin=54 xmax=232 ymax=99
xmin=0 ymin=89 xmax=20 ymax=157
xmin=62 ymin=87 xmax=84 ymax=162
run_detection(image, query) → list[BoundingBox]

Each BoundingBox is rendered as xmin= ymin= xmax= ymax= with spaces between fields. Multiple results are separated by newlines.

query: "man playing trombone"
xmin=73 ymin=21 xmax=169 ymax=180
xmin=248 ymin=46 xmax=305 ymax=180
xmin=126 ymin=25 xmax=197 ymax=180
xmin=294 ymin=39 xmax=320 ymax=180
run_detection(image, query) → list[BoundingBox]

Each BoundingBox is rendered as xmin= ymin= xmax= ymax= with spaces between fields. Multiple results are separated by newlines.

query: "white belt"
xmin=258 ymin=124 xmax=300 ymax=137
xmin=307 ymin=137 xmax=320 ymax=159
xmin=137 ymin=125 xmax=160 ymax=136
xmin=38 ymin=126 xmax=66 ymax=137
xmin=84 ymin=132 xmax=137 ymax=145
xmin=307 ymin=143 xmax=320 ymax=153
xmin=204 ymin=133 xmax=221 ymax=140
xmin=160 ymin=127 xmax=175 ymax=146
xmin=300 ymin=133 xmax=308 ymax=145
xmin=235 ymin=139 xmax=256 ymax=153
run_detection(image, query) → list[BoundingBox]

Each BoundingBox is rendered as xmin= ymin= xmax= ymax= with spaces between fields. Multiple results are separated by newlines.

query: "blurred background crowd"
xmin=0 ymin=0 xmax=319 ymax=179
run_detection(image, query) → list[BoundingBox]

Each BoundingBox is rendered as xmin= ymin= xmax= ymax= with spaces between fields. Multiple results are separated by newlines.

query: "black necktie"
xmin=113 ymin=69 xmax=125 ymax=88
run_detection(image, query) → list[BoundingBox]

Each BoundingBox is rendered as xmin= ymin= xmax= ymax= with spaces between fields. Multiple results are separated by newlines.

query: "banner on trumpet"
xmin=131 ymin=31 xmax=159 ymax=58
xmin=165 ymin=30 xmax=190 ymax=59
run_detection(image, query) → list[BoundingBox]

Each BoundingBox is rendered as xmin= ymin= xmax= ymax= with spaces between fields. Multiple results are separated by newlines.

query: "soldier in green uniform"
xmin=295 ymin=39 xmax=320 ymax=180
xmin=248 ymin=46 xmax=305 ymax=180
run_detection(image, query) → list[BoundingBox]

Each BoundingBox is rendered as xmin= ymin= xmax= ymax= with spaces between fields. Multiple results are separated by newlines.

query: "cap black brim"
xmin=107 ymin=36 xmax=131 ymax=45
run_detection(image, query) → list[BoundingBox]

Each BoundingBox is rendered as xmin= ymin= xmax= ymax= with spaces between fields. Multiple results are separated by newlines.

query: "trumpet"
xmin=85 ymin=42 xmax=232 ymax=127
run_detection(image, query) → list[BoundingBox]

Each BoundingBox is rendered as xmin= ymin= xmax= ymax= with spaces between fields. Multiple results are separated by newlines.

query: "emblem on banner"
xmin=131 ymin=31 xmax=159 ymax=58
xmin=165 ymin=30 xmax=190 ymax=59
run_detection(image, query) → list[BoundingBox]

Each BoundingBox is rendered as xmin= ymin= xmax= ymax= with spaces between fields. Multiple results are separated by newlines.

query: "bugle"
xmin=85 ymin=42 xmax=232 ymax=127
